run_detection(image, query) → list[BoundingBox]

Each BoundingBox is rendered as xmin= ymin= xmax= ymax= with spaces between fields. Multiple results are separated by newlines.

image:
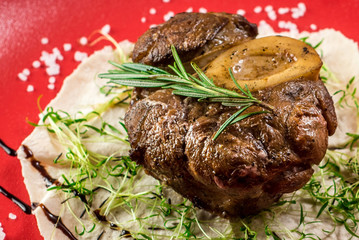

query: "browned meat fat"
xmin=126 ymin=12 xmax=337 ymax=217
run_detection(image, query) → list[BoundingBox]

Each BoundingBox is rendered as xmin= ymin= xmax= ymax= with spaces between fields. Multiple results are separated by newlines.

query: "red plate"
xmin=0 ymin=0 xmax=358 ymax=239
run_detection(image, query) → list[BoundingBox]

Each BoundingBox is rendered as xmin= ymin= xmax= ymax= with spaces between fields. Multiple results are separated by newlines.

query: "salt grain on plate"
xmin=267 ymin=10 xmax=277 ymax=21
xmin=40 ymin=50 xmax=61 ymax=76
xmin=63 ymin=43 xmax=72 ymax=52
xmin=52 ymin=47 xmax=63 ymax=61
xmin=8 ymin=213 xmax=16 ymax=220
xmin=23 ymin=68 xmax=30 ymax=76
xmin=291 ymin=2 xmax=306 ymax=19
xmin=163 ymin=11 xmax=174 ymax=21
xmin=278 ymin=20 xmax=286 ymax=29
xmin=199 ymin=7 xmax=207 ymax=13
xmin=48 ymin=83 xmax=55 ymax=90
xmin=49 ymin=76 xmax=56 ymax=84
xmin=278 ymin=7 xmax=289 ymax=15
xmin=27 ymin=85 xmax=34 ymax=92
xmin=186 ymin=7 xmax=193 ymax=13
xmin=74 ymin=51 xmax=88 ymax=62
xmin=277 ymin=20 xmax=299 ymax=35
xmin=264 ymin=5 xmax=273 ymax=12
xmin=18 ymin=72 xmax=27 ymax=81
xmin=32 ymin=60 xmax=41 ymax=68
xmin=162 ymin=0 xmax=170 ymax=3
xmin=310 ymin=24 xmax=317 ymax=30
xmin=254 ymin=6 xmax=262 ymax=13
xmin=46 ymin=63 xmax=60 ymax=76
xmin=141 ymin=17 xmax=146 ymax=23
xmin=79 ymin=37 xmax=88 ymax=46
xmin=236 ymin=9 xmax=245 ymax=16
xmin=101 ymin=24 xmax=111 ymax=35
xmin=298 ymin=2 xmax=306 ymax=11
xmin=41 ymin=37 xmax=49 ymax=45
xmin=0 ymin=223 xmax=5 ymax=240
xmin=258 ymin=20 xmax=273 ymax=33
xmin=149 ymin=8 xmax=156 ymax=15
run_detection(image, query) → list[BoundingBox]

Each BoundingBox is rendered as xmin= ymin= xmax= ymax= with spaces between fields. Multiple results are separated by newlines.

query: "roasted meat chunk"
xmin=132 ymin=12 xmax=257 ymax=68
xmin=126 ymin=14 xmax=337 ymax=217
xmin=125 ymin=78 xmax=336 ymax=217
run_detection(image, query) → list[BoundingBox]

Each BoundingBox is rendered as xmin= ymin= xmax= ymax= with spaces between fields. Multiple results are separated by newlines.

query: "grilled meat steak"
xmin=126 ymin=13 xmax=337 ymax=217
xmin=132 ymin=12 xmax=257 ymax=68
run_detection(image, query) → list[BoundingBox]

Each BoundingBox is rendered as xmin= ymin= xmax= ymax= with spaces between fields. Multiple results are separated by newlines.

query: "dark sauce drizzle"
xmin=120 ymin=230 xmax=132 ymax=237
xmin=39 ymin=203 xmax=78 ymax=240
xmin=1 ymin=142 xmax=128 ymax=239
xmin=93 ymin=209 xmax=132 ymax=236
xmin=22 ymin=145 xmax=60 ymax=187
xmin=0 ymin=186 xmax=32 ymax=214
xmin=97 ymin=230 xmax=104 ymax=240
xmin=0 ymin=139 xmax=17 ymax=156
xmin=93 ymin=209 xmax=120 ymax=230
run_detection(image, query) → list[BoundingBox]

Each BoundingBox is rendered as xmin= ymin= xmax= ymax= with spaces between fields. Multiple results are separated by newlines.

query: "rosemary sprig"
xmin=99 ymin=45 xmax=273 ymax=140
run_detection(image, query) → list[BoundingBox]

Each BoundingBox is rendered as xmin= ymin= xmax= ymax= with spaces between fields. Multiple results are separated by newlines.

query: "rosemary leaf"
xmin=99 ymin=45 xmax=274 ymax=139
xmin=212 ymin=105 xmax=252 ymax=140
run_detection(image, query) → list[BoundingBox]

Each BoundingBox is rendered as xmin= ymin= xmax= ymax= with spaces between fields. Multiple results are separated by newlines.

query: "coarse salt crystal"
xmin=41 ymin=37 xmax=49 ymax=45
xmin=291 ymin=3 xmax=306 ymax=19
xmin=278 ymin=7 xmax=289 ymax=14
xmin=101 ymin=24 xmax=111 ymax=34
xmin=46 ymin=63 xmax=60 ymax=76
xmin=149 ymin=24 xmax=157 ymax=29
xmin=141 ymin=17 xmax=146 ymax=23
xmin=291 ymin=11 xmax=300 ymax=19
xmin=27 ymin=85 xmax=34 ymax=92
xmin=310 ymin=24 xmax=317 ymax=30
xmin=162 ymin=0 xmax=170 ymax=2
xmin=32 ymin=60 xmax=41 ymax=68
xmin=278 ymin=20 xmax=286 ymax=28
xmin=278 ymin=20 xmax=298 ymax=34
xmin=298 ymin=2 xmax=306 ymax=11
xmin=0 ymin=222 xmax=5 ymax=240
xmin=48 ymin=83 xmax=55 ymax=90
xmin=186 ymin=7 xmax=193 ymax=13
xmin=236 ymin=9 xmax=246 ymax=15
xmin=40 ymin=51 xmax=56 ymax=65
xmin=22 ymin=68 xmax=30 ymax=76
xmin=264 ymin=5 xmax=273 ymax=12
xmin=254 ymin=6 xmax=262 ymax=13
xmin=74 ymin=51 xmax=88 ymax=62
xmin=163 ymin=11 xmax=174 ymax=21
xmin=49 ymin=76 xmax=56 ymax=84
xmin=149 ymin=8 xmax=156 ymax=15
xmin=258 ymin=20 xmax=273 ymax=32
xmin=8 ymin=213 xmax=16 ymax=220
xmin=63 ymin=43 xmax=72 ymax=52
xmin=79 ymin=37 xmax=88 ymax=46
xmin=52 ymin=47 xmax=63 ymax=61
xmin=40 ymin=50 xmax=61 ymax=76
xmin=199 ymin=7 xmax=207 ymax=13
xmin=18 ymin=73 xmax=27 ymax=81
xmin=267 ymin=11 xmax=277 ymax=21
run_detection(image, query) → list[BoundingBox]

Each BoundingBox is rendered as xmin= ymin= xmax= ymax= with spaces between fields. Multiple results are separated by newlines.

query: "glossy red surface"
xmin=0 ymin=0 xmax=358 ymax=239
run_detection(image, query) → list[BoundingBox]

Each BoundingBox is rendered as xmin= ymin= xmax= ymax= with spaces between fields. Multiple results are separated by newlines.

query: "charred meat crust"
xmin=125 ymin=79 xmax=337 ymax=217
xmin=132 ymin=12 xmax=258 ymax=67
